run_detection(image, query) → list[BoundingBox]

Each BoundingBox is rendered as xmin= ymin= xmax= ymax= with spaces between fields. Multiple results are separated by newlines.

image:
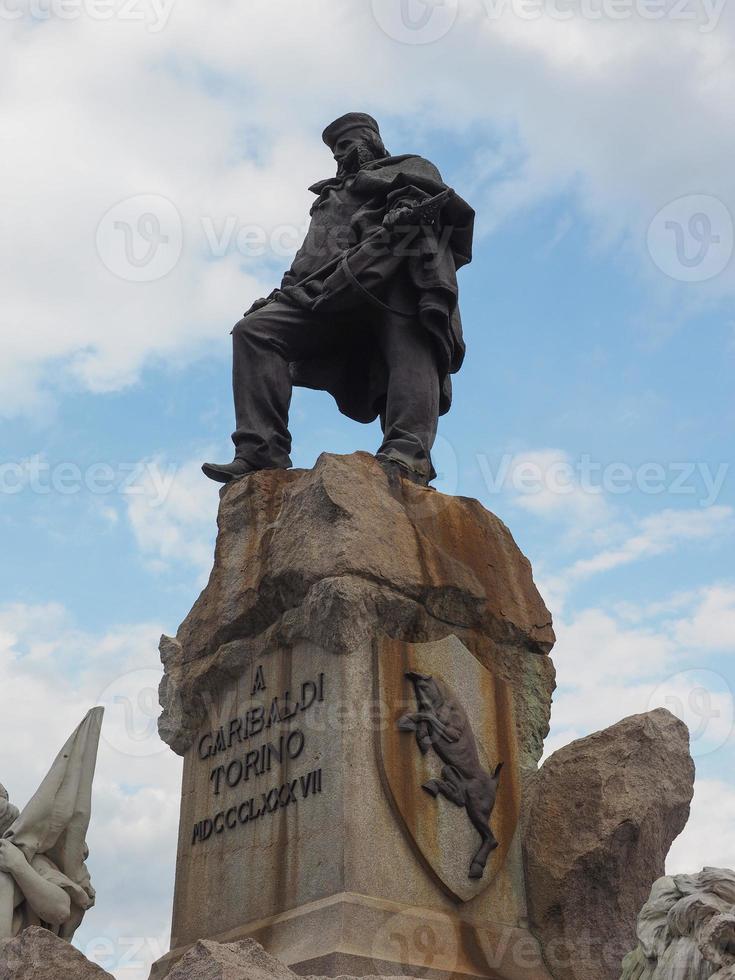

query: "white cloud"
xmin=124 ymin=456 xmax=218 ymax=579
xmin=0 ymin=601 xmax=179 ymax=980
xmin=667 ymin=778 xmax=735 ymax=875
xmin=547 ymin=589 xmax=735 ymax=884
xmin=614 ymin=590 xmax=700 ymax=624
xmin=498 ymin=449 xmax=609 ymax=523
xmin=554 ymin=606 xmax=674 ymax=688
xmin=495 ymin=451 xmax=733 ymax=611
xmin=2 ymin=8 xmax=735 ymax=969
xmin=673 ymin=584 xmax=735 ymax=652
xmin=545 ymin=606 xmax=678 ymax=752
xmin=567 ymin=506 xmax=734 ymax=582
xmin=533 ymin=502 xmax=733 ymax=617
xmin=548 ymin=584 xmax=735 ymax=753
xmin=2 ymin=1 xmax=735 ymax=415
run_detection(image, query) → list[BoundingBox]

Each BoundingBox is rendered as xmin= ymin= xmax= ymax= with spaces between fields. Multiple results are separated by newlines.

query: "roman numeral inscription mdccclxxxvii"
xmin=190 ymin=665 xmax=326 ymax=847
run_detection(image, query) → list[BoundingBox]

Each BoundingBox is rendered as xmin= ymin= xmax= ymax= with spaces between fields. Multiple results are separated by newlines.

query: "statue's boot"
xmin=376 ymin=455 xmax=430 ymax=488
xmin=201 ymin=458 xmax=258 ymax=483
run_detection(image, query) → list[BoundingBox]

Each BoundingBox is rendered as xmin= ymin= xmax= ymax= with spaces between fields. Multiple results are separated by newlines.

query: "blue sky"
xmin=1 ymin=2 xmax=734 ymax=977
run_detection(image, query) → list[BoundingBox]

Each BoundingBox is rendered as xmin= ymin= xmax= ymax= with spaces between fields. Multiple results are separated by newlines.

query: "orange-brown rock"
xmin=158 ymin=451 xmax=555 ymax=762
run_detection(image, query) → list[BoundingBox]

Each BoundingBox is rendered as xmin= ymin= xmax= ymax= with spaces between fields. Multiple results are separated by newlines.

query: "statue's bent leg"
xmin=0 ymin=871 xmax=16 ymax=939
xmin=230 ymin=301 xmax=332 ymax=470
xmin=372 ymin=310 xmax=440 ymax=482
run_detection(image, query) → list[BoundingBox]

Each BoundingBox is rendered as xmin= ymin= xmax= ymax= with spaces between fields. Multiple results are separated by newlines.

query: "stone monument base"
xmin=151 ymin=453 xmax=694 ymax=980
xmin=151 ymin=893 xmax=551 ymax=980
xmin=152 ymin=453 xmax=556 ymax=980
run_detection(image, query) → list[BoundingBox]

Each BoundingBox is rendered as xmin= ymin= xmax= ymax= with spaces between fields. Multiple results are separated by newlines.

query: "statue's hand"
xmin=0 ymin=839 xmax=25 ymax=875
xmin=383 ymin=205 xmax=413 ymax=230
xmin=243 ymin=296 xmax=271 ymax=317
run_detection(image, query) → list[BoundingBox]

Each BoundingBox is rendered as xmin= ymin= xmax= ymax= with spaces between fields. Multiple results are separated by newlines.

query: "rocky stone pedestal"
xmin=151 ymin=453 xmax=556 ymax=980
xmin=150 ymin=452 xmax=695 ymax=980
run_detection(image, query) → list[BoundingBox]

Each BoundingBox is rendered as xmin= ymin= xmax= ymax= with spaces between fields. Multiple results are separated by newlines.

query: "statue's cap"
xmin=322 ymin=112 xmax=380 ymax=150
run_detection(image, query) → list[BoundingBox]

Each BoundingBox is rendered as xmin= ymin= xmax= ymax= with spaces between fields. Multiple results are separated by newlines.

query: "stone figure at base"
xmin=202 ymin=112 xmax=474 ymax=488
xmin=398 ymin=671 xmax=503 ymax=880
xmin=621 ymin=866 xmax=735 ymax=979
xmin=0 ymin=708 xmax=104 ymax=940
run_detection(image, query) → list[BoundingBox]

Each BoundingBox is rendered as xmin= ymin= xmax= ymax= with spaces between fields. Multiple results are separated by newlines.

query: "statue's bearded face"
xmin=333 ymin=128 xmax=385 ymax=176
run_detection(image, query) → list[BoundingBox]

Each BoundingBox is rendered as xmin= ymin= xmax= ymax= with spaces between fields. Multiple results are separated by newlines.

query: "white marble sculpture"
xmin=621 ymin=867 xmax=735 ymax=980
xmin=0 ymin=707 xmax=104 ymax=940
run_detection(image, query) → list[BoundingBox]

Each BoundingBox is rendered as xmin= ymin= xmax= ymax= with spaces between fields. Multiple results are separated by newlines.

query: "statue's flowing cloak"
xmin=4 ymin=707 xmax=103 ymax=939
xmin=277 ymin=154 xmax=475 ymax=423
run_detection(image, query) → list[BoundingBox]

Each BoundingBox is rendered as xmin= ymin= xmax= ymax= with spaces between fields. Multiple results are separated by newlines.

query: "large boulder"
xmin=621 ymin=867 xmax=735 ymax=980
xmin=0 ymin=927 xmax=113 ymax=980
xmin=524 ymin=709 xmax=695 ymax=980
xmin=158 ymin=451 xmax=555 ymax=766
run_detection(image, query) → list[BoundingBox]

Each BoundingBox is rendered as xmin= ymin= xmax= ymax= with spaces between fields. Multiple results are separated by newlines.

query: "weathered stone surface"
xmin=164 ymin=935 xmax=410 ymax=980
xmin=167 ymin=937 xmax=295 ymax=980
xmin=153 ymin=452 xmax=555 ymax=980
xmin=159 ymin=451 xmax=555 ymax=765
xmin=162 ymin=634 xmax=550 ymax=980
xmin=0 ymin=926 xmax=113 ymax=979
xmin=523 ymin=709 xmax=695 ymax=980
xmin=621 ymin=867 xmax=735 ymax=980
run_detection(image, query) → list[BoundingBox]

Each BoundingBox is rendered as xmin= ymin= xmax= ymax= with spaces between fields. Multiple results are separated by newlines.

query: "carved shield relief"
xmin=376 ymin=635 xmax=521 ymax=903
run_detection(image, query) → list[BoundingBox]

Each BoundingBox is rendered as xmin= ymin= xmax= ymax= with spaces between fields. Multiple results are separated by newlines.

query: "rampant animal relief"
xmin=398 ymin=671 xmax=503 ymax=880
xmin=376 ymin=635 xmax=521 ymax=903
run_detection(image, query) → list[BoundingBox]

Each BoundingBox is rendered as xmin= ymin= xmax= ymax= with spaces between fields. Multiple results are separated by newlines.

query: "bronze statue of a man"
xmin=203 ymin=113 xmax=474 ymax=487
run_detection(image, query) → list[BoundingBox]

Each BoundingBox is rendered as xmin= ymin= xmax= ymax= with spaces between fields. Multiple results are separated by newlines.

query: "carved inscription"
xmin=191 ymin=665 xmax=325 ymax=846
xmin=191 ymin=768 xmax=323 ymax=845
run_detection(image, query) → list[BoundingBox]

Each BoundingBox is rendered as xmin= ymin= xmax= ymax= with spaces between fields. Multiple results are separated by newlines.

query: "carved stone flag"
xmin=376 ymin=635 xmax=521 ymax=903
